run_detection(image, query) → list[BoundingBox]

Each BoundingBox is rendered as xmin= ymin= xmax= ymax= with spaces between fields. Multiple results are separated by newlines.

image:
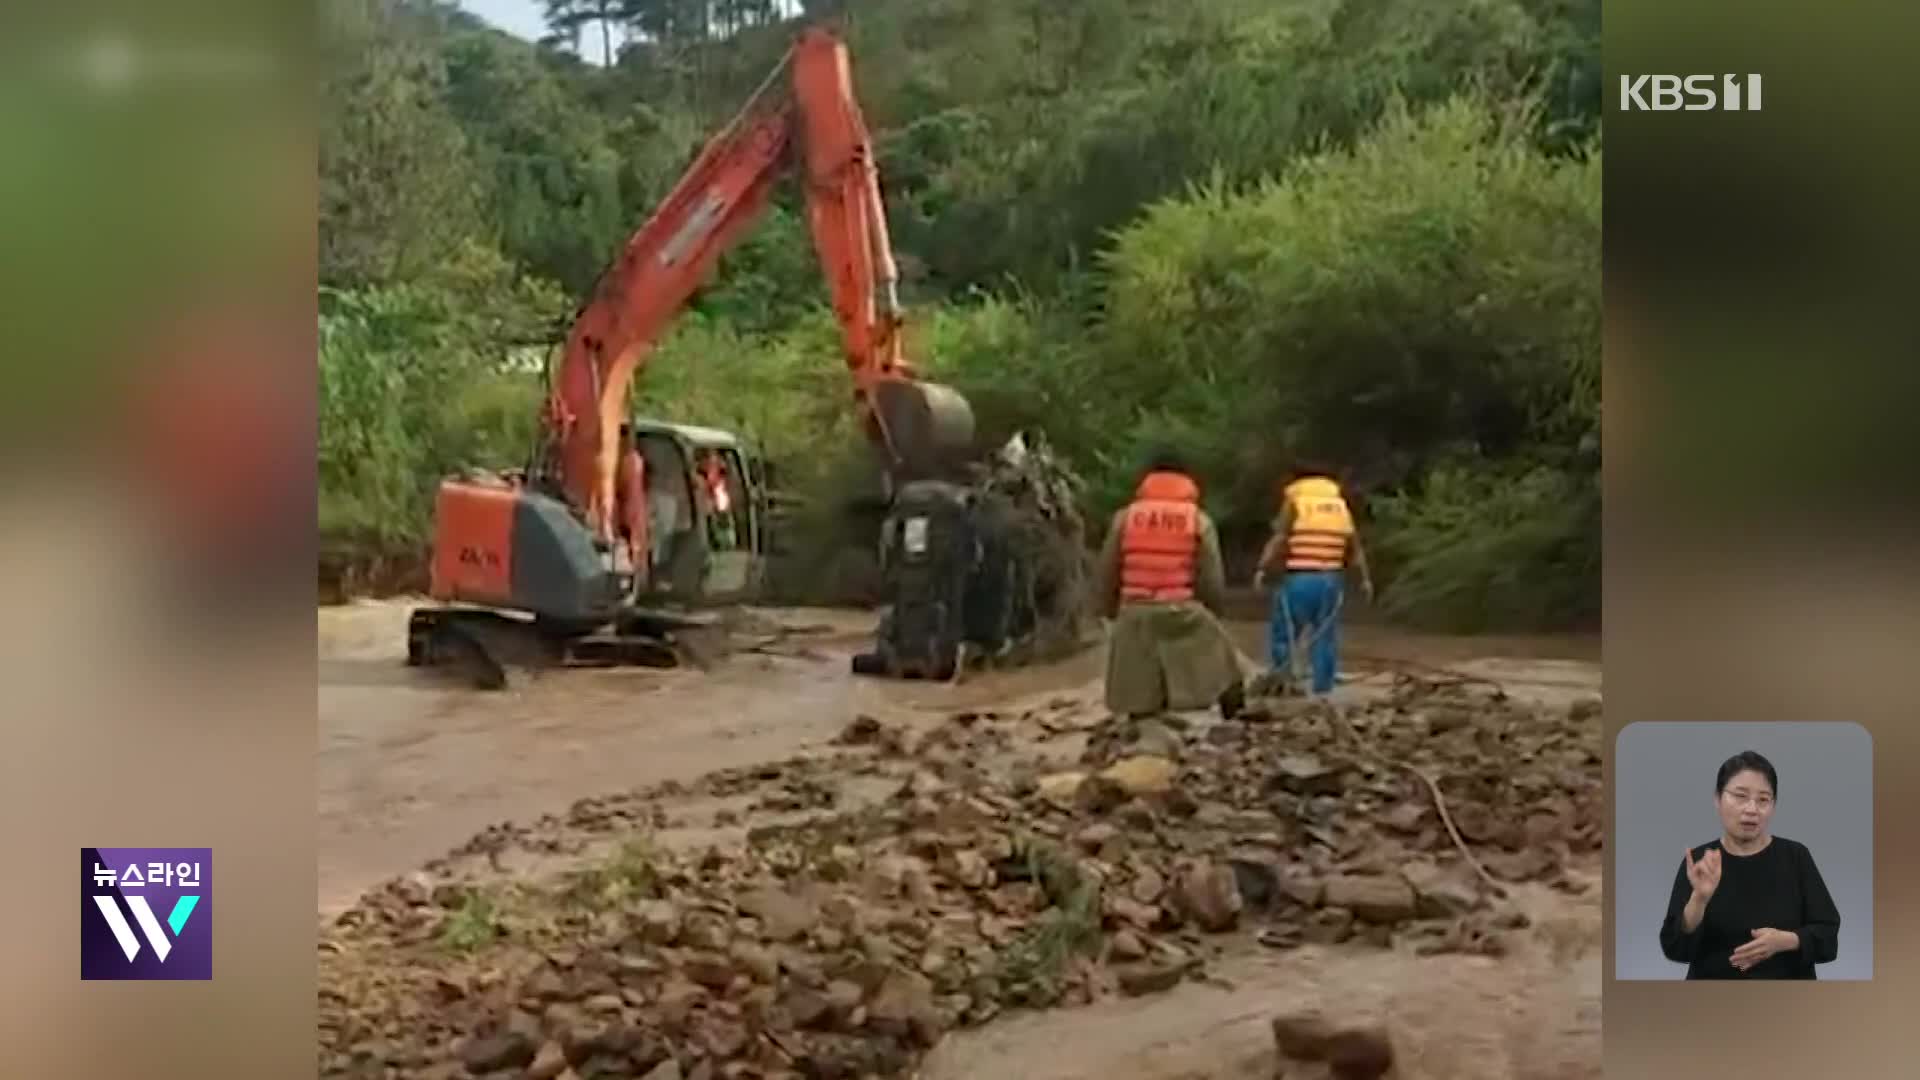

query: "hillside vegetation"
xmin=319 ymin=0 xmax=1600 ymax=630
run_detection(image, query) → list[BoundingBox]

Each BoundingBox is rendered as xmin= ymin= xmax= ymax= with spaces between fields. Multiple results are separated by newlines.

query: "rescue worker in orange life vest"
xmin=1093 ymin=450 xmax=1246 ymax=719
xmin=1253 ymin=463 xmax=1375 ymax=696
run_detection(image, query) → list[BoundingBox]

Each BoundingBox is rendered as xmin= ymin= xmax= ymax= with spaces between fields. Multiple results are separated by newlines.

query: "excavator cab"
xmin=630 ymin=419 xmax=769 ymax=606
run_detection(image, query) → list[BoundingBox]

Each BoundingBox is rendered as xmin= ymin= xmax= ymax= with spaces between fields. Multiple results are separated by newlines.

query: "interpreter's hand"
xmin=1362 ymin=578 xmax=1376 ymax=604
xmin=1729 ymin=927 xmax=1798 ymax=972
xmin=1253 ymin=570 xmax=1267 ymax=591
xmin=1685 ymin=846 xmax=1722 ymax=902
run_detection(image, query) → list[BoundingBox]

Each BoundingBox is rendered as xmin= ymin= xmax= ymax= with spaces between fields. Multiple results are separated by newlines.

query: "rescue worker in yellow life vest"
xmin=1253 ymin=463 xmax=1375 ymax=696
xmin=1093 ymin=450 xmax=1246 ymax=719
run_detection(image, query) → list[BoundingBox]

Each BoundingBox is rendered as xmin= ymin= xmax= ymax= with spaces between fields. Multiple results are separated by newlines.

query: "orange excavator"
xmin=406 ymin=27 xmax=975 ymax=685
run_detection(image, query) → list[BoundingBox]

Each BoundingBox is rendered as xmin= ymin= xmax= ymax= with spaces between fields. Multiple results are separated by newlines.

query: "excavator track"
xmin=406 ymin=606 xmax=714 ymax=690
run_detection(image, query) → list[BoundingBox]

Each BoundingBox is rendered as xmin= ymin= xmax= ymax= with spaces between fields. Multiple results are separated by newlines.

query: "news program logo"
xmin=1619 ymin=74 xmax=1763 ymax=112
xmin=81 ymin=848 xmax=211 ymax=980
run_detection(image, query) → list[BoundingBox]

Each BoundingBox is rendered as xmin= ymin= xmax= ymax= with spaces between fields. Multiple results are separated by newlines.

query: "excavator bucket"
xmin=871 ymin=379 xmax=976 ymax=481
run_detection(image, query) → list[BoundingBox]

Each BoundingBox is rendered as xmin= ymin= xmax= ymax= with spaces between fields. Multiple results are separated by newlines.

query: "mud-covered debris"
xmin=1326 ymin=1023 xmax=1396 ymax=1079
xmin=1036 ymin=771 xmax=1087 ymax=807
xmin=1115 ymin=960 xmax=1188 ymax=996
xmin=1410 ymin=913 xmax=1510 ymax=958
xmin=1129 ymin=719 xmax=1184 ymax=760
xmin=834 ymin=714 xmax=885 ymax=745
xmin=1103 ymin=894 xmax=1161 ymax=930
xmin=731 ymin=941 xmax=780 ymax=984
xmin=1423 ymin=706 xmax=1474 ymax=735
xmin=703 ymin=1020 xmax=751 ymax=1059
xmin=1116 ymin=799 xmax=1158 ymax=830
xmin=1377 ymin=799 xmax=1431 ymax=834
xmin=824 ymin=978 xmax=865 ymax=1023
xmin=869 ymin=854 xmax=935 ymax=904
xmin=527 ymin=1040 xmax=568 ymax=1080
xmin=681 ymin=910 xmax=731 ymax=950
xmin=682 ymin=951 xmax=738 ymax=989
xmin=1303 ymin=907 xmax=1355 ymax=944
xmin=1323 ymin=875 xmax=1417 ymax=924
xmin=1495 ymin=907 xmax=1532 ymax=930
xmin=1272 ymin=1011 xmax=1336 ymax=1060
xmin=739 ymin=887 xmax=818 ymax=942
xmin=939 ymin=848 xmax=993 ymax=889
xmin=1129 ymin=865 xmax=1166 ymax=905
xmin=460 ymin=1031 xmax=536 ymax=1073
xmin=1206 ymin=722 xmax=1246 ymax=746
xmin=636 ymin=899 xmax=681 ymax=944
xmin=524 ymin=965 xmax=569 ymax=1002
xmin=1074 ymin=774 xmax=1131 ymax=815
xmin=1480 ymin=848 xmax=1556 ymax=883
xmin=1273 ymin=754 xmax=1346 ymax=796
xmin=1098 ymin=755 xmax=1178 ymax=798
xmin=1173 ymin=860 xmax=1243 ymax=932
xmin=1225 ymin=853 xmax=1283 ymax=910
xmin=1399 ymin=860 xmax=1483 ymax=918
xmin=1081 ymin=715 xmax=1188 ymax=765
xmin=868 ymin=969 xmax=944 ymax=1046
xmin=1073 ymin=823 xmax=1119 ymax=854
xmin=900 ymin=769 xmax=949 ymax=800
xmin=782 ymin=985 xmax=833 ymax=1030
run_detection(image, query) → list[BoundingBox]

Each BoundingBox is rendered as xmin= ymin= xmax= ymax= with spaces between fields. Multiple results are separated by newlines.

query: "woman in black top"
xmin=1659 ymin=750 xmax=1841 ymax=979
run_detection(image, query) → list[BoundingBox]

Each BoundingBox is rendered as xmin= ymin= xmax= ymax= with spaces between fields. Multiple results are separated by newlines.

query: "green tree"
xmin=319 ymin=0 xmax=491 ymax=286
xmin=318 ymin=0 xmax=1604 ymax=628
xmin=544 ymin=0 xmax=629 ymax=67
xmin=438 ymin=26 xmax=632 ymax=294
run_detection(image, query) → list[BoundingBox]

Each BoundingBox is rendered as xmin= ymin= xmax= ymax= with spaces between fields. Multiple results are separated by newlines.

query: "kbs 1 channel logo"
xmin=81 ymin=848 xmax=211 ymax=980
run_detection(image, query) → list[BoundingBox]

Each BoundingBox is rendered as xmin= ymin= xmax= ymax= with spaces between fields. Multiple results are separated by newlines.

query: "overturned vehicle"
xmin=854 ymin=433 xmax=1094 ymax=679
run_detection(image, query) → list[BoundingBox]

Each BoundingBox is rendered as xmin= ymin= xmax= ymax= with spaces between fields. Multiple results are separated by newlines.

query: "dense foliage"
xmin=319 ymin=0 xmax=1601 ymax=630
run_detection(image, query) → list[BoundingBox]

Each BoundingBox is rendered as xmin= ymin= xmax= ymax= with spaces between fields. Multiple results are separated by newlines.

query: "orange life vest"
xmin=1282 ymin=475 xmax=1354 ymax=571
xmin=1119 ymin=471 xmax=1202 ymax=602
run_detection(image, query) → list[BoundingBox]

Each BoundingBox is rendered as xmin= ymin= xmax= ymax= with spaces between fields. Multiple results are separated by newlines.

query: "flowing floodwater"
xmin=318 ymin=598 xmax=1597 ymax=914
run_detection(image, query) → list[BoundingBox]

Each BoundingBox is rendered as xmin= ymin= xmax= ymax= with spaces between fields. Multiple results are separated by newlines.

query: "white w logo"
xmin=91 ymin=894 xmax=198 ymax=962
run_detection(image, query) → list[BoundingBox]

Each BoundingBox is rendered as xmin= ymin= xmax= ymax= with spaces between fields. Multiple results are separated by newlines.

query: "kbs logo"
xmin=81 ymin=848 xmax=211 ymax=980
xmin=1619 ymin=74 xmax=1763 ymax=112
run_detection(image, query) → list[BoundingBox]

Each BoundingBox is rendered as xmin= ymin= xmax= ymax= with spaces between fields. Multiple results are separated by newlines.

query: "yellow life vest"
xmin=1282 ymin=476 xmax=1353 ymax=571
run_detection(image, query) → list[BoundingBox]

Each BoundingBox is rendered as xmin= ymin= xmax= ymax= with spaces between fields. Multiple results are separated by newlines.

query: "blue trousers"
xmin=1270 ymin=570 xmax=1343 ymax=694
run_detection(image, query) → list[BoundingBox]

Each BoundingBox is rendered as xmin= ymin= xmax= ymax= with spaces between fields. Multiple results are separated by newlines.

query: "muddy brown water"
xmin=920 ymin=884 xmax=1601 ymax=1080
xmin=318 ymin=598 xmax=1597 ymax=916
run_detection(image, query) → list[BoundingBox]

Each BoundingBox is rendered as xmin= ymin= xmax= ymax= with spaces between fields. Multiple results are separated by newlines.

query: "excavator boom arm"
xmin=791 ymin=31 xmax=910 ymax=393
xmin=543 ymin=28 xmax=952 ymax=543
xmin=543 ymin=59 xmax=793 ymax=538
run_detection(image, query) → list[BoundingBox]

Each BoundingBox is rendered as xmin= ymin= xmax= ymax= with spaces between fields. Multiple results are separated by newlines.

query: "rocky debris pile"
xmin=322 ymin=801 xmax=1167 ymax=1078
xmin=319 ymin=682 xmax=1599 ymax=1079
xmin=1198 ymin=675 xmax=1603 ymax=883
xmin=1271 ymin=1011 xmax=1396 ymax=1080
